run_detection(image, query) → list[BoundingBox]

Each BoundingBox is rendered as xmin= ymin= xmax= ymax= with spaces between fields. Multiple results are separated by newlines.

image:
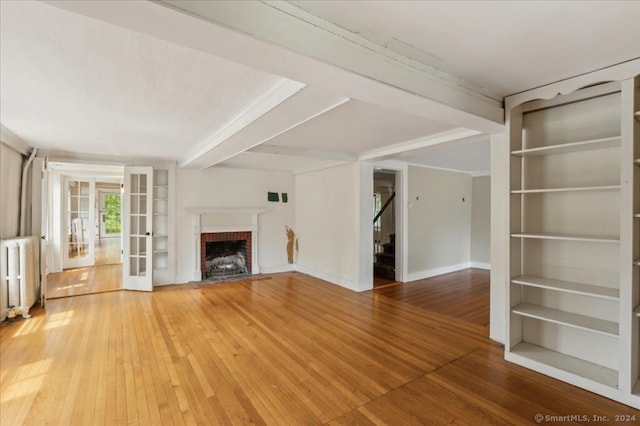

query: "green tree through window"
xmin=104 ymin=194 xmax=121 ymax=234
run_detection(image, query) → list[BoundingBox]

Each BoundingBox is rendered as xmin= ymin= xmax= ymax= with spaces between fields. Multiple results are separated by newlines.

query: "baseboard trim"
xmin=470 ymin=261 xmax=491 ymax=270
xmin=260 ymin=264 xmax=296 ymax=274
xmin=405 ymin=262 xmax=472 ymax=282
xmin=294 ymin=264 xmax=358 ymax=291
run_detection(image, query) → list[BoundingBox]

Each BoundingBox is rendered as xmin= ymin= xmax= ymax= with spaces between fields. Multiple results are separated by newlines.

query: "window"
xmin=103 ymin=194 xmax=121 ymax=234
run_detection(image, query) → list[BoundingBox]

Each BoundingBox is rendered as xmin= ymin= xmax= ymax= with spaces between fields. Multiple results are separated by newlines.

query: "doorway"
xmin=373 ymin=170 xmax=397 ymax=287
xmin=46 ymin=163 xmax=125 ymax=298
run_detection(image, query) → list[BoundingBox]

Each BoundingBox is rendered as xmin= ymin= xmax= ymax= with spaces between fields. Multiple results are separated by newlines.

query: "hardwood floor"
xmin=1 ymin=271 xmax=636 ymax=424
xmin=372 ymin=275 xmax=397 ymax=289
xmin=48 ymin=239 xmax=122 ymax=299
xmin=46 ymin=264 xmax=122 ymax=299
xmin=95 ymin=236 xmax=122 ymax=266
xmin=374 ymin=268 xmax=490 ymax=327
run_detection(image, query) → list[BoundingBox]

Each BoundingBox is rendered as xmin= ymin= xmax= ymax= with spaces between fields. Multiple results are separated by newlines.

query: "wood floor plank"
xmin=375 ymin=268 xmax=490 ymax=327
xmin=2 ymin=269 xmax=638 ymax=425
xmin=46 ymin=263 xmax=122 ymax=299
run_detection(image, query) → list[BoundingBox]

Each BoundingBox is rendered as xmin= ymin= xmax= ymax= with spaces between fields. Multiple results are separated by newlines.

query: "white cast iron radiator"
xmin=0 ymin=236 xmax=40 ymax=321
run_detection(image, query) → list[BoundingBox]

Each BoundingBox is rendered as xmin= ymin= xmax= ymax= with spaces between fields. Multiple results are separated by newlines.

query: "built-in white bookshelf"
xmin=510 ymin=135 xmax=620 ymax=157
xmin=510 ymin=233 xmax=619 ymax=243
xmin=509 ymin=342 xmax=618 ymax=388
xmin=505 ymin=72 xmax=640 ymax=409
xmin=511 ymin=275 xmax=619 ymax=300
xmin=152 ymin=168 xmax=174 ymax=285
xmin=631 ymin=75 xmax=640 ymax=398
xmin=511 ymin=185 xmax=620 ymax=194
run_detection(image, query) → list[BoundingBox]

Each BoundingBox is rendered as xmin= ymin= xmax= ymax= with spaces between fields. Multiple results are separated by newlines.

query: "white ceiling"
xmin=1 ymin=1 xmax=639 ymax=174
xmin=291 ymin=1 xmax=640 ymax=99
xmin=0 ymin=1 xmax=288 ymax=160
xmin=262 ymin=99 xmax=453 ymax=155
xmin=399 ymin=134 xmax=491 ymax=175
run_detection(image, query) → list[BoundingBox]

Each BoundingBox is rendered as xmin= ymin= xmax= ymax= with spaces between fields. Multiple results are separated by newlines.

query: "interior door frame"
xmin=30 ymin=157 xmax=49 ymax=306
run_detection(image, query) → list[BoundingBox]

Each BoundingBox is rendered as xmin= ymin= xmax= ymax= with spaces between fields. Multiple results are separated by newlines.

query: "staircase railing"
xmin=373 ymin=192 xmax=395 ymax=224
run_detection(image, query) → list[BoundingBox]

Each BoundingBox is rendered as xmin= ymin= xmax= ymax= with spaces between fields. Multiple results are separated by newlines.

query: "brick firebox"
xmin=200 ymin=231 xmax=252 ymax=280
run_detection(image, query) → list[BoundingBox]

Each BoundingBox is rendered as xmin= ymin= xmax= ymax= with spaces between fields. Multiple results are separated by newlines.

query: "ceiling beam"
xmin=249 ymin=145 xmax=357 ymax=162
xmin=161 ymin=0 xmax=504 ymax=132
xmin=181 ymin=87 xmax=349 ymax=169
xmin=359 ymin=128 xmax=483 ymax=161
xmin=180 ymin=79 xmax=305 ymax=168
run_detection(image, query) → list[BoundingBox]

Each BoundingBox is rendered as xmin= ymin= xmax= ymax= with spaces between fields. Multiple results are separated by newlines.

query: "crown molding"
xmin=0 ymin=124 xmax=32 ymax=155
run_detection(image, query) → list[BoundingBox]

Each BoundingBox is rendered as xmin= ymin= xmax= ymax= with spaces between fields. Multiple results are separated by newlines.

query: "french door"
xmin=122 ymin=167 xmax=153 ymax=291
xmin=63 ymin=176 xmax=95 ymax=269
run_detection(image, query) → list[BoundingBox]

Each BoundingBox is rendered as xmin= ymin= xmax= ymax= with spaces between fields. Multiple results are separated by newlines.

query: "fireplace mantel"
xmin=185 ymin=207 xmax=266 ymax=215
xmin=188 ymin=207 xmax=265 ymax=280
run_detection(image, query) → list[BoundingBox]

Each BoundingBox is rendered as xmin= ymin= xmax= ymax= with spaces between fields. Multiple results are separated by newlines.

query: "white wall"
xmin=406 ymin=165 xmax=472 ymax=281
xmin=175 ymin=167 xmax=294 ymax=283
xmin=471 ymin=175 xmax=491 ymax=268
xmin=490 ymin=133 xmax=508 ymax=343
xmin=0 ymin=142 xmax=23 ymax=239
xmin=295 ymin=162 xmax=366 ymax=291
xmin=356 ymin=162 xmax=374 ymax=291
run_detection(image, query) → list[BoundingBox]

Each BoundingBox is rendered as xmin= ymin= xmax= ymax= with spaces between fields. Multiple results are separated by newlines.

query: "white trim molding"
xmin=295 ymin=264 xmax=359 ymax=292
xmin=505 ymin=58 xmax=640 ymax=109
xmin=470 ymin=261 xmax=491 ymax=270
xmin=189 ymin=208 xmax=265 ymax=281
xmin=186 ymin=207 xmax=266 ymax=215
xmin=1 ymin=124 xmax=32 ymax=155
xmin=405 ymin=262 xmax=473 ymax=283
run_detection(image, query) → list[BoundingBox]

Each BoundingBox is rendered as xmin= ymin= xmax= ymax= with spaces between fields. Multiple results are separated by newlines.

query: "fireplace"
xmin=200 ymin=232 xmax=252 ymax=280
xmin=188 ymin=207 xmax=264 ymax=282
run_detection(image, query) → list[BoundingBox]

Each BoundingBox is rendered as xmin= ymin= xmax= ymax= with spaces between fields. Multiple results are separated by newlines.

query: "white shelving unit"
xmin=511 ymin=185 xmax=620 ymax=194
xmin=505 ymin=72 xmax=640 ymax=409
xmin=510 ymin=135 xmax=620 ymax=156
xmin=152 ymin=168 xmax=174 ymax=285
xmin=510 ymin=233 xmax=619 ymax=243
xmin=511 ymin=275 xmax=619 ymax=300
xmin=509 ymin=342 xmax=619 ymax=388
xmin=631 ymin=75 xmax=640 ymax=399
xmin=511 ymin=303 xmax=619 ymax=337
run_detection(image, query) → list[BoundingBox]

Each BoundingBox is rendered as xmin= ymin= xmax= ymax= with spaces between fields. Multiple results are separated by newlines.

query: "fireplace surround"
xmin=187 ymin=208 xmax=264 ymax=282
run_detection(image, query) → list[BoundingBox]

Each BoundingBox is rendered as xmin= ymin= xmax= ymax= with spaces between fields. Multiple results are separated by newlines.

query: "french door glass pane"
xmin=128 ymin=172 xmax=150 ymax=278
xmin=68 ymin=180 xmax=90 ymax=260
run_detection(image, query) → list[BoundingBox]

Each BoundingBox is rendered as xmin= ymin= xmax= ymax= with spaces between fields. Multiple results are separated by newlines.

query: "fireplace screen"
xmin=203 ymin=240 xmax=248 ymax=279
xmin=200 ymin=231 xmax=252 ymax=280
